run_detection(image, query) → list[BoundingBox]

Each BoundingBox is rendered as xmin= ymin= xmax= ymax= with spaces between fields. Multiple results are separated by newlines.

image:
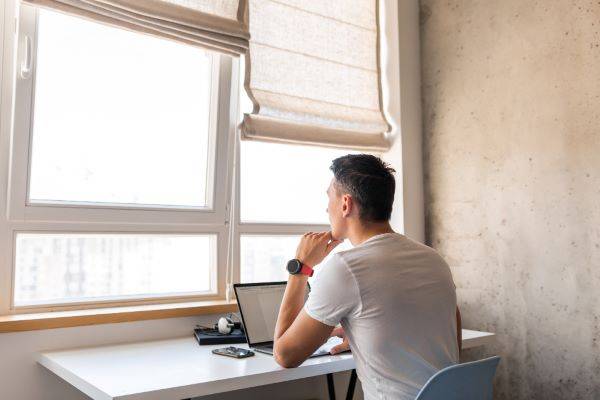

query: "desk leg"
xmin=345 ymin=370 xmax=357 ymax=400
xmin=327 ymin=373 xmax=336 ymax=400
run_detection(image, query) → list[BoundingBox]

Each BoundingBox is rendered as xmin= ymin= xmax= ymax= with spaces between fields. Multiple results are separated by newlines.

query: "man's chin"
xmin=330 ymin=230 xmax=344 ymax=241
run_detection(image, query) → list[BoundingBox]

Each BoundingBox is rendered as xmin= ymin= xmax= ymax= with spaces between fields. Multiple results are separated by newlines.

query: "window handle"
xmin=20 ymin=35 xmax=33 ymax=79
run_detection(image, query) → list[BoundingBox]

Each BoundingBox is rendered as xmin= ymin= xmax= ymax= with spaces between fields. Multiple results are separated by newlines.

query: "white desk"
xmin=38 ymin=329 xmax=495 ymax=400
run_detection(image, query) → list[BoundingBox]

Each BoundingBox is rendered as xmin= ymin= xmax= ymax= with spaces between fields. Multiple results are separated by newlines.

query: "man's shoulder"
xmin=336 ymin=233 xmax=449 ymax=269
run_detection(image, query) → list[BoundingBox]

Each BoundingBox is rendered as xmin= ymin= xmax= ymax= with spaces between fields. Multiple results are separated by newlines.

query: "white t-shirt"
xmin=305 ymin=233 xmax=458 ymax=400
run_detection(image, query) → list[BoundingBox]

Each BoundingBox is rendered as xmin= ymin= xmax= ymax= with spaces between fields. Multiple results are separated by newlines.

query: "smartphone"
xmin=212 ymin=346 xmax=255 ymax=359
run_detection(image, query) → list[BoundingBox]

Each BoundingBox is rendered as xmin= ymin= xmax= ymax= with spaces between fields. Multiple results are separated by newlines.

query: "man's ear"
xmin=341 ymin=194 xmax=353 ymax=218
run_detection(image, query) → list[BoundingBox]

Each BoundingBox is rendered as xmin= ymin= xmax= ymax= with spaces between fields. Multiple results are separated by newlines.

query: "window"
xmin=14 ymin=233 xmax=216 ymax=306
xmin=241 ymin=141 xmax=351 ymax=224
xmin=28 ymin=10 xmax=214 ymax=208
xmin=1 ymin=4 xmax=233 ymax=313
xmin=240 ymin=235 xmax=352 ymax=283
xmin=240 ymin=235 xmax=299 ymax=283
xmin=237 ymin=140 xmax=357 ymax=283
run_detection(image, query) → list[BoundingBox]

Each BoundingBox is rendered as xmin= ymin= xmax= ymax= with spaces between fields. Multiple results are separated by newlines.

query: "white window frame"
xmin=10 ymin=4 xmax=232 ymax=225
xmin=0 ymin=1 xmax=241 ymax=314
xmin=230 ymin=139 xmax=382 ymax=289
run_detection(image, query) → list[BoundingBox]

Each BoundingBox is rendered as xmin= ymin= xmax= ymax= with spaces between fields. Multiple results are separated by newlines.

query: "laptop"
xmin=234 ymin=282 xmax=344 ymax=357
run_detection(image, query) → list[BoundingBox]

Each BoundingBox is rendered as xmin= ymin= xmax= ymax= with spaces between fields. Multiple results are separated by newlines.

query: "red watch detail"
xmin=300 ymin=263 xmax=314 ymax=277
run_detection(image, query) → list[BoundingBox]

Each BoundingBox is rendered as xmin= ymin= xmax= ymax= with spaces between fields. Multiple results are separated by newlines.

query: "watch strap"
xmin=299 ymin=263 xmax=314 ymax=277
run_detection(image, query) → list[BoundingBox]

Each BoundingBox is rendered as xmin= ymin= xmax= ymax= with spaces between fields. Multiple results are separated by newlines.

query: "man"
xmin=274 ymin=154 xmax=460 ymax=400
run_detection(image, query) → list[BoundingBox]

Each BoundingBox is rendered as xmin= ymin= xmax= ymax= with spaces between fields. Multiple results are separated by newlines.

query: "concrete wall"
xmin=420 ymin=0 xmax=600 ymax=399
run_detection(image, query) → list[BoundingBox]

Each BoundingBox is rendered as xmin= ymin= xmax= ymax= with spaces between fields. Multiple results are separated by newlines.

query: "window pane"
xmin=241 ymin=141 xmax=354 ymax=224
xmin=28 ymin=10 xmax=213 ymax=207
xmin=14 ymin=233 xmax=215 ymax=306
xmin=240 ymin=235 xmax=353 ymax=283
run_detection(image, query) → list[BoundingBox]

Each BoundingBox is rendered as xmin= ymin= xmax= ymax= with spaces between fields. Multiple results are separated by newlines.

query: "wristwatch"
xmin=286 ymin=259 xmax=314 ymax=277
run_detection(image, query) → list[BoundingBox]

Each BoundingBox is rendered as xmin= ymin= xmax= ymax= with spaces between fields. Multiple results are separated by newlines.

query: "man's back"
xmin=305 ymin=232 xmax=458 ymax=400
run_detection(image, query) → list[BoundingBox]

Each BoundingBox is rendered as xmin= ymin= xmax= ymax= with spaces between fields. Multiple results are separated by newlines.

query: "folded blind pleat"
xmin=22 ymin=0 xmax=249 ymax=55
xmin=243 ymin=114 xmax=390 ymax=152
xmin=241 ymin=0 xmax=391 ymax=151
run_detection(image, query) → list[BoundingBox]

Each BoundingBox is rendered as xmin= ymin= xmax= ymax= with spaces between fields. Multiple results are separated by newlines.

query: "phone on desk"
xmin=212 ymin=346 xmax=255 ymax=359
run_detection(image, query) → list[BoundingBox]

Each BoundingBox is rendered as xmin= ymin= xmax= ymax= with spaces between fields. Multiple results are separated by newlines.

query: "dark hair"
xmin=330 ymin=154 xmax=396 ymax=222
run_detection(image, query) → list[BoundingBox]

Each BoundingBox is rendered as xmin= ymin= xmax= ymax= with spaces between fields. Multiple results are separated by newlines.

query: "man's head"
xmin=327 ymin=154 xmax=396 ymax=239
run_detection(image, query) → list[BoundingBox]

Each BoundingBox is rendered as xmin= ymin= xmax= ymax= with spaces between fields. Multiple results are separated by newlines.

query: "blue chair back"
xmin=415 ymin=356 xmax=500 ymax=400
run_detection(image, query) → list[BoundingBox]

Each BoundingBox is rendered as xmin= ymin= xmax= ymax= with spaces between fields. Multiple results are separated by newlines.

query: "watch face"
xmin=286 ymin=259 xmax=301 ymax=274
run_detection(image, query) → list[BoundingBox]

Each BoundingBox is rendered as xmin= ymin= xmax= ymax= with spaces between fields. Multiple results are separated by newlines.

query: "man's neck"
xmin=347 ymin=221 xmax=395 ymax=246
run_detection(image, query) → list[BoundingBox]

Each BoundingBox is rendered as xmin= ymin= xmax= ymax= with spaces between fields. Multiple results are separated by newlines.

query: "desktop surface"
xmin=38 ymin=338 xmax=354 ymax=400
xmin=37 ymin=329 xmax=494 ymax=400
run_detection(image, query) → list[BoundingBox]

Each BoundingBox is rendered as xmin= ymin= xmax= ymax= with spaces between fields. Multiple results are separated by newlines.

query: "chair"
xmin=415 ymin=356 xmax=501 ymax=400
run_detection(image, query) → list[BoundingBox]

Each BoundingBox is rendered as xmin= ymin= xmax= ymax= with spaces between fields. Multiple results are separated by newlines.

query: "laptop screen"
xmin=234 ymin=283 xmax=287 ymax=345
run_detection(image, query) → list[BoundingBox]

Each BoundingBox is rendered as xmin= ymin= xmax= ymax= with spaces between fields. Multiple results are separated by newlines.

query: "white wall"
xmin=383 ymin=0 xmax=424 ymax=242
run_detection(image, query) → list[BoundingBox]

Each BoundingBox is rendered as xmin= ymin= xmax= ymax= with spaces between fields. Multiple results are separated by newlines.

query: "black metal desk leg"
xmin=327 ymin=372 xmax=336 ymax=400
xmin=346 ymin=369 xmax=357 ymax=400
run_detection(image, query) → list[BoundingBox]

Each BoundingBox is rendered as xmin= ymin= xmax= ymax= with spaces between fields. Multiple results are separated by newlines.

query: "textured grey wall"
xmin=420 ymin=1 xmax=600 ymax=399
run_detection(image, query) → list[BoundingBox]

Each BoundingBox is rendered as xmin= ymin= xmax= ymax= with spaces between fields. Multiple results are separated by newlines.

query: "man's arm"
xmin=274 ymin=307 xmax=334 ymax=368
xmin=274 ymin=273 xmax=308 ymax=341
xmin=273 ymin=232 xmax=341 ymax=368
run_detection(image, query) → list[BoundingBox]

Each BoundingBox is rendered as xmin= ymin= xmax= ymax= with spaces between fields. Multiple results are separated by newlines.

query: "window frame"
xmin=9 ymin=5 xmax=231 ymax=225
xmin=10 ymin=229 xmax=223 ymax=312
xmin=230 ymin=138 xmax=383 ymax=288
xmin=231 ymin=138 xmax=366 ymax=287
xmin=0 ymin=1 xmax=240 ymax=314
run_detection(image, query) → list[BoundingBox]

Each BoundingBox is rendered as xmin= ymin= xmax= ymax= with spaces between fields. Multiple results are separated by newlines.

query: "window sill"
xmin=0 ymin=300 xmax=238 ymax=333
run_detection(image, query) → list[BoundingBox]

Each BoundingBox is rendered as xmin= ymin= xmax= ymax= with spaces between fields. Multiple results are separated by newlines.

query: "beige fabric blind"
xmin=22 ymin=0 xmax=249 ymax=55
xmin=241 ymin=0 xmax=391 ymax=151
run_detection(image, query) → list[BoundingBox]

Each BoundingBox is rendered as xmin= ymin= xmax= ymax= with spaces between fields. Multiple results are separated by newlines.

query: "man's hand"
xmin=329 ymin=326 xmax=350 ymax=355
xmin=295 ymin=231 xmax=342 ymax=267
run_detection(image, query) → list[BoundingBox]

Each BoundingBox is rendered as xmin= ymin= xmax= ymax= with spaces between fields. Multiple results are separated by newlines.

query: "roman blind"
xmin=240 ymin=0 xmax=391 ymax=151
xmin=22 ymin=0 xmax=249 ymax=55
